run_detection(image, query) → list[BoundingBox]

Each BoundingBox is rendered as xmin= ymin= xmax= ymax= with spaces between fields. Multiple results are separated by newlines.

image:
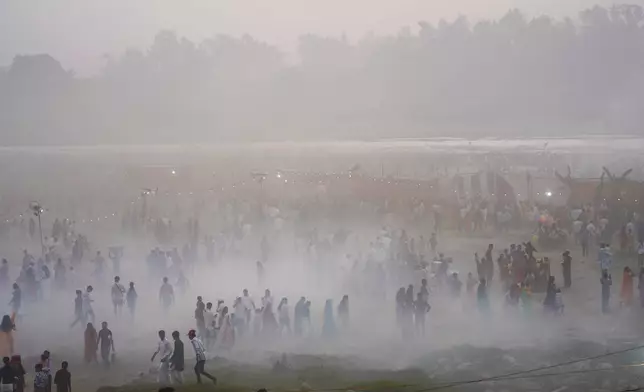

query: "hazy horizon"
xmin=2 ymin=1 xmax=644 ymax=144
xmin=2 ymin=0 xmax=641 ymax=75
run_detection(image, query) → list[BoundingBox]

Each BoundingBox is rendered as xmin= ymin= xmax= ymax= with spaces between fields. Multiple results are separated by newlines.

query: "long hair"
xmin=0 ymin=315 xmax=13 ymax=333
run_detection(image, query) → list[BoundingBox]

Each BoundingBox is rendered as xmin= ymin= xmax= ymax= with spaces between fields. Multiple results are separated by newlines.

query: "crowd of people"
xmin=0 ymin=171 xmax=642 ymax=391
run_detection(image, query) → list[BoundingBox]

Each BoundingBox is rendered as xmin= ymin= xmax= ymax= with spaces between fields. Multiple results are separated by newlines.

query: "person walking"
xmin=0 ymin=315 xmax=15 ymax=359
xmin=8 ymin=284 xmax=20 ymax=317
xmin=0 ymin=356 xmax=14 ymax=392
xmin=83 ymin=323 xmax=98 ymax=364
xmin=96 ymin=322 xmax=114 ymax=368
xmin=580 ymin=226 xmax=589 ymax=258
xmin=82 ymin=286 xmax=95 ymax=325
xmin=620 ymin=266 xmax=634 ymax=307
xmin=70 ymin=291 xmax=84 ymax=328
xmin=194 ymin=297 xmax=206 ymax=339
xmin=169 ymin=331 xmax=184 ymax=385
xmin=9 ymin=355 xmax=25 ymax=392
xmin=33 ymin=364 xmax=50 ymax=392
xmin=150 ymin=330 xmax=172 ymax=384
xmin=53 ymin=361 xmax=71 ymax=392
xmin=159 ymin=278 xmax=174 ymax=311
xmin=561 ymin=250 xmax=572 ymax=288
xmin=111 ymin=277 xmax=126 ymax=317
xmin=601 ymin=270 xmax=612 ymax=313
xmin=126 ymin=282 xmax=138 ymax=319
xmin=187 ymin=330 xmax=217 ymax=385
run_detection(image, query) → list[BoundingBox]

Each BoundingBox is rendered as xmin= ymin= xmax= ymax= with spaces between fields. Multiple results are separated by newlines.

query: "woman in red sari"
xmin=621 ymin=266 xmax=634 ymax=307
xmin=84 ymin=322 xmax=98 ymax=363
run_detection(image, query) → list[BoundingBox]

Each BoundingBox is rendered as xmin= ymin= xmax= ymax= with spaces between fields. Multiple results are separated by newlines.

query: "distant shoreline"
xmin=0 ymin=135 xmax=641 ymax=155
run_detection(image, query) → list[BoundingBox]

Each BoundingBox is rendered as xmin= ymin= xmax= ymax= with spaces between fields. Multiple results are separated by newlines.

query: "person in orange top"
xmin=0 ymin=314 xmax=16 ymax=358
xmin=621 ymin=266 xmax=635 ymax=307
xmin=83 ymin=323 xmax=98 ymax=363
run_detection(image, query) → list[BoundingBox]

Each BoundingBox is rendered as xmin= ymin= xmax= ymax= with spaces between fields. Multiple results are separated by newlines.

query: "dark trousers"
xmin=563 ymin=264 xmax=571 ymax=288
xmin=581 ymin=242 xmax=588 ymax=257
xmin=101 ymin=348 xmax=111 ymax=368
xmin=194 ymin=360 xmax=217 ymax=384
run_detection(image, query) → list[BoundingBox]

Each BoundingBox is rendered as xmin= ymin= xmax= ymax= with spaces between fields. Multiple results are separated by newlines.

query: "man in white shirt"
xmin=572 ymin=220 xmax=583 ymax=238
xmin=111 ymin=276 xmax=126 ymax=316
xmin=203 ymin=302 xmax=216 ymax=349
xmin=188 ymin=329 xmax=217 ymax=384
xmin=241 ymin=289 xmax=255 ymax=326
xmin=262 ymin=289 xmax=273 ymax=309
xmin=82 ymin=285 xmax=95 ymax=324
xmin=151 ymin=330 xmax=173 ymax=384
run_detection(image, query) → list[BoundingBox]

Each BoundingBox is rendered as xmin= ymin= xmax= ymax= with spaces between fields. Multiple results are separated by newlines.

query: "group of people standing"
xmin=0 ymin=315 xmax=71 ymax=392
xmin=189 ymin=288 xmax=350 ymax=349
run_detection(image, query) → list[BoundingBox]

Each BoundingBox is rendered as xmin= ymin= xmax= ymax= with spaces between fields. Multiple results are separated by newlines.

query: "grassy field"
xmin=93 ymin=355 xmax=430 ymax=392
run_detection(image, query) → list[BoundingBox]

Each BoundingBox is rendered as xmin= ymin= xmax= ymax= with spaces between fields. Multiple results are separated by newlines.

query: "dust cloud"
xmin=1 ymin=2 xmax=644 ymax=391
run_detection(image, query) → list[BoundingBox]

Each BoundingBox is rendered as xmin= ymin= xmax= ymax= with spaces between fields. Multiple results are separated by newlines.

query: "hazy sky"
xmin=0 ymin=0 xmax=639 ymax=75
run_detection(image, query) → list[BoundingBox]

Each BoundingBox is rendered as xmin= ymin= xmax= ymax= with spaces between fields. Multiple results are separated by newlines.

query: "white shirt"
xmin=190 ymin=338 xmax=207 ymax=361
xmin=278 ymin=303 xmax=289 ymax=320
xmin=204 ymin=309 xmax=216 ymax=330
xmin=111 ymin=283 xmax=125 ymax=301
xmin=262 ymin=295 xmax=274 ymax=308
xmin=156 ymin=338 xmax=173 ymax=362
xmin=233 ymin=302 xmax=244 ymax=316
xmin=573 ymin=220 xmax=583 ymax=234
xmin=82 ymin=291 xmax=93 ymax=312
xmin=242 ymin=296 xmax=255 ymax=311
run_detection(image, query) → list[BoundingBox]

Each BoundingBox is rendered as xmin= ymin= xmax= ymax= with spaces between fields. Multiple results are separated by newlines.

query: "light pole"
xmin=251 ymin=172 xmax=268 ymax=218
xmin=29 ymin=201 xmax=44 ymax=256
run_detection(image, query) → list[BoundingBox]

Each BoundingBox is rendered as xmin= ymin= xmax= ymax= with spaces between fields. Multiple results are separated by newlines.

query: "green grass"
xmin=98 ymin=380 xmax=419 ymax=392
xmin=95 ymin=364 xmax=431 ymax=392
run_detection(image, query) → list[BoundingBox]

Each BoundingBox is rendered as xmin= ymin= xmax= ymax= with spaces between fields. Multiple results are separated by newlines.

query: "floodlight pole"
xmin=31 ymin=202 xmax=45 ymax=257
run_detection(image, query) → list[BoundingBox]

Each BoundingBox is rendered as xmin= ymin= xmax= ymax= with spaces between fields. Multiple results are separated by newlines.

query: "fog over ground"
xmin=2 ymin=1 xmax=644 ymax=391
xmin=1 ymin=142 xmax=644 ymax=391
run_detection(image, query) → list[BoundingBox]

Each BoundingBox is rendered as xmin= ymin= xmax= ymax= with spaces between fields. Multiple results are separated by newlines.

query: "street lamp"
xmin=29 ymin=201 xmax=45 ymax=256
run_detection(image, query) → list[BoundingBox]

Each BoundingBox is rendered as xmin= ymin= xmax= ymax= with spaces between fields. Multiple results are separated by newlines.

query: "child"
xmin=34 ymin=363 xmax=50 ymax=392
xmin=54 ymin=361 xmax=71 ymax=392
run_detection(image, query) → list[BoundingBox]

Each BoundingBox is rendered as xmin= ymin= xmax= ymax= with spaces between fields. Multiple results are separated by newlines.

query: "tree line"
xmin=1 ymin=5 xmax=643 ymax=144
